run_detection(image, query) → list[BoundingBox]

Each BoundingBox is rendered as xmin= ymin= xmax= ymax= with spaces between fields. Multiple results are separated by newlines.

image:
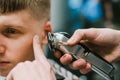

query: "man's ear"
xmin=41 ymin=21 xmax=53 ymax=45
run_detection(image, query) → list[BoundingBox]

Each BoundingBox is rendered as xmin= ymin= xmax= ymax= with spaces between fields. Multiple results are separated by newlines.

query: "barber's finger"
xmin=69 ymin=59 xmax=87 ymax=70
xmin=33 ymin=35 xmax=47 ymax=61
xmin=80 ymin=63 xmax=92 ymax=74
xmin=60 ymin=54 xmax=72 ymax=65
xmin=7 ymin=63 xmax=25 ymax=80
xmin=54 ymin=50 xmax=62 ymax=58
xmin=67 ymin=29 xmax=99 ymax=45
xmin=7 ymin=72 xmax=13 ymax=80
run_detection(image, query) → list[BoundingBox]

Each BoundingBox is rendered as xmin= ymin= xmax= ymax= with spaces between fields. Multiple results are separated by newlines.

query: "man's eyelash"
xmin=5 ymin=28 xmax=18 ymax=34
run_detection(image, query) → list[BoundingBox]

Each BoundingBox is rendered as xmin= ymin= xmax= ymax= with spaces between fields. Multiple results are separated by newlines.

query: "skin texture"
xmin=0 ymin=10 xmax=56 ymax=80
xmin=7 ymin=35 xmax=56 ymax=80
xmin=1 ymin=2 xmax=120 ymax=79
xmin=55 ymin=28 xmax=120 ymax=74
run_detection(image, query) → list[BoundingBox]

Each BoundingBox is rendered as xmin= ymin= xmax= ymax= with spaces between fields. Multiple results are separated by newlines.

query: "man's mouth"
xmin=0 ymin=61 xmax=10 ymax=67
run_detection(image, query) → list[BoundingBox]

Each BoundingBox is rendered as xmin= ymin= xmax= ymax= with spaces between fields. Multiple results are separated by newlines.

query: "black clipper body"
xmin=47 ymin=32 xmax=114 ymax=80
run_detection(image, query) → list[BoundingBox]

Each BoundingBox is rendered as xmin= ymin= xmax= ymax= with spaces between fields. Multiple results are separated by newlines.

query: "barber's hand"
xmin=55 ymin=28 xmax=120 ymax=74
xmin=7 ymin=35 xmax=56 ymax=80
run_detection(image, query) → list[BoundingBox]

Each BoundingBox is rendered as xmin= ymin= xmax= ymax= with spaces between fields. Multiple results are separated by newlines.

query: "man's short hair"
xmin=0 ymin=0 xmax=50 ymax=20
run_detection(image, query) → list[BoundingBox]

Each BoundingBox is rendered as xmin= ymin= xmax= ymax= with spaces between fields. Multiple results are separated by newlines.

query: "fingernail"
xmin=35 ymin=35 xmax=40 ymax=43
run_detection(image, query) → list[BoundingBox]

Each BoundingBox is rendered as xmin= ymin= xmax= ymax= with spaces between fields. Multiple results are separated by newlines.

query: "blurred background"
xmin=47 ymin=0 xmax=120 ymax=80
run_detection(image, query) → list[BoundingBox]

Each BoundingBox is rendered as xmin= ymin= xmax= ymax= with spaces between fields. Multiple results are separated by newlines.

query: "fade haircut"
xmin=0 ymin=0 xmax=50 ymax=20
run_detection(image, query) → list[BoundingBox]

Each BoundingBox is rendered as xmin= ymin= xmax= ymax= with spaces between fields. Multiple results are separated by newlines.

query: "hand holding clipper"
xmin=47 ymin=32 xmax=115 ymax=80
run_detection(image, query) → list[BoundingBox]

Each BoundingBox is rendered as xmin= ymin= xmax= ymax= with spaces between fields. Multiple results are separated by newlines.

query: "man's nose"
xmin=0 ymin=45 xmax=5 ymax=54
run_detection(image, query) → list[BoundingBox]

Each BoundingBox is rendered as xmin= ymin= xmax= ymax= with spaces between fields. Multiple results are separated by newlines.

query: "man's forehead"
xmin=0 ymin=14 xmax=27 ymax=26
xmin=0 ymin=10 xmax=37 ymax=23
xmin=0 ymin=13 xmax=42 ymax=30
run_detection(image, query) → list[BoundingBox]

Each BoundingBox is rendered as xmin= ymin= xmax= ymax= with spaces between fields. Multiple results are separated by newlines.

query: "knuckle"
xmin=75 ymin=29 xmax=81 ymax=34
xmin=24 ymin=61 xmax=31 ymax=64
xmin=11 ymin=62 xmax=24 ymax=72
xmin=88 ymin=28 xmax=96 ymax=31
xmin=16 ymin=62 xmax=24 ymax=67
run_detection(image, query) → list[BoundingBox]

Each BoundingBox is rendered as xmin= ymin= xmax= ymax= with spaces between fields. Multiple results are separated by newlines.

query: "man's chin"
xmin=0 ymin=68 xmax=11 ymax=77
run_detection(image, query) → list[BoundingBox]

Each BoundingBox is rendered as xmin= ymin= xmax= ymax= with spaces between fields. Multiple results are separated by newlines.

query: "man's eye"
xmin=2 ymin=28 xmax=20 ymax=37
xmin=6 ymin=28 xmax=18 ymax=34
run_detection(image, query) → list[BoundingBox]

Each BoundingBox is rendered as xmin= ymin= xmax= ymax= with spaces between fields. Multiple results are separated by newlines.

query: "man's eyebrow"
xmin=2 ymin=24 xmax=26 ymax=29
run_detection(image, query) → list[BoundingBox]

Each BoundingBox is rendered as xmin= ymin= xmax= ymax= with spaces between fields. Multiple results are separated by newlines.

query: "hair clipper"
xmin=47 ymin=32 xmax=115 ymax=80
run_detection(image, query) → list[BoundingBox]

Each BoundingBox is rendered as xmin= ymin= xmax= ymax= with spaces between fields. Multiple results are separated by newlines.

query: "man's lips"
xmin=0 ymin=61 xmax=10 ymax=66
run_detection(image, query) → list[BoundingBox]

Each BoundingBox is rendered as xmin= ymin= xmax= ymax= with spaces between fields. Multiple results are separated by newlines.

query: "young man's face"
xmin=0 ymin=10 xmax=49 ymax=76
